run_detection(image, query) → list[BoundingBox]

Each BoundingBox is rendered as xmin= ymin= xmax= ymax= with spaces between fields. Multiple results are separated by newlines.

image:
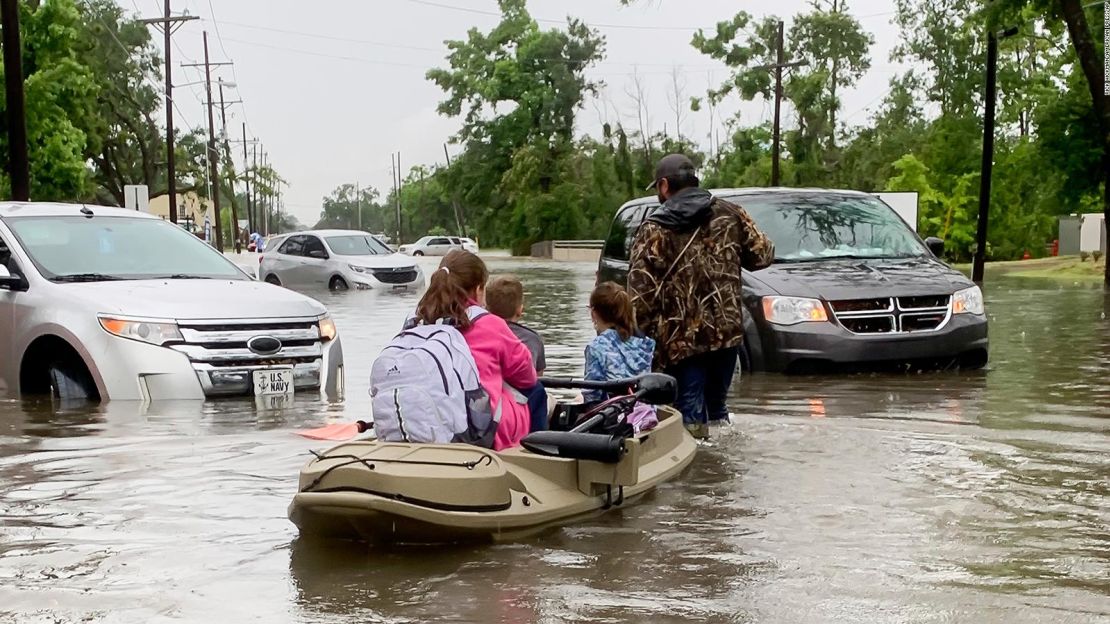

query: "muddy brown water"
xmin=1 ymin=257 xmax=1107 ymax=623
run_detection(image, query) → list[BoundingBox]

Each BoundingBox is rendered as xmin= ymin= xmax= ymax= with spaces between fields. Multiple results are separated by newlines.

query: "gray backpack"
xmin=370 ymin=306 xmax=498 ymax=447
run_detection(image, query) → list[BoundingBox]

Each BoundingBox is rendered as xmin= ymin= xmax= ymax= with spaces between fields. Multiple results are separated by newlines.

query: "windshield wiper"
xmin=150 ymin=274 xmax=218 ymax=279
xmin=774 ymin=254 xmax=916 ymax=264
xmin=51 ymin=273 xmax=127 ymax=283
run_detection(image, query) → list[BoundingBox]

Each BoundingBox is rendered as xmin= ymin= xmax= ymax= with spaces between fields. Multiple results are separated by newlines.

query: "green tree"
xmin=425 ymin=0 xmax=606 ymax=248
xmin=0 ymin=0 xmax=97 ymax=200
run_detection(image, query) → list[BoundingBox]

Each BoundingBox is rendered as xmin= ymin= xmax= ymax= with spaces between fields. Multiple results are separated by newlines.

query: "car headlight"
xmin=99 ymin=315 xmax=183 ymax=346
xmin=348 ymin=264 xmax=369 ymax=274
xmin=761 ymin=296 xmax=829 ymax=325
xmin=952 ymin=286 xmax=984 ymax=315
xmin=318 ymin=316 xmax=337 ymax=341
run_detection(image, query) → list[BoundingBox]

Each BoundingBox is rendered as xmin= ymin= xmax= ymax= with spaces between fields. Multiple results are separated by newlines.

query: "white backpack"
xmin=370 ymin=306 xmax=499 ymax=447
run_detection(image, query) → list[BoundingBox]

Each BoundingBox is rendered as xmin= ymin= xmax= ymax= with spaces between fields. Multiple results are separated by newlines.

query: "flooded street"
xmin=1 ymin=256 xmax=1108 ymax=623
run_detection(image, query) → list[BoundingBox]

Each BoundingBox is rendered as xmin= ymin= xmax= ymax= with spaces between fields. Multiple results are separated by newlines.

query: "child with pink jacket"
xmin=411 ymin=250 xmax=542 ymax=450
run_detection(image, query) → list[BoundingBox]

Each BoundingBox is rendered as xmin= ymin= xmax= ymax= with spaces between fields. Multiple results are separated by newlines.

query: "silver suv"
xmin=0 ymin=202 xmax=344 ymax=401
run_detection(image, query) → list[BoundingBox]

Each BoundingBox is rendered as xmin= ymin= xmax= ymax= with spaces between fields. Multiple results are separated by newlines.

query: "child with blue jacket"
xmin=583 ymin=282 xmax=658 ymax=432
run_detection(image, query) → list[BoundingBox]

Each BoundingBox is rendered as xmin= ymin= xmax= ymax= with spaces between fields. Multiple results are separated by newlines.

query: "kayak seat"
xmin=520 ymin=431 xmax=626 ymax=463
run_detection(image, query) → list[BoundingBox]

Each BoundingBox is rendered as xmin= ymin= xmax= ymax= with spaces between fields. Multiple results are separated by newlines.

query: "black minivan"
xmin=597 ymin=188 xmax=989 ymax=373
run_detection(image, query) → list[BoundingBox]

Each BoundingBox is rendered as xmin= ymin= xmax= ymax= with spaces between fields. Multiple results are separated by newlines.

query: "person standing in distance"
xmin=628 ymin=154 xmax=774 ymax=440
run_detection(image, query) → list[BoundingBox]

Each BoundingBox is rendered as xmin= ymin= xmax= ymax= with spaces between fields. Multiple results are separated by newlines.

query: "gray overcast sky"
xmin=143 ymin=0 xmax=905 ymax=226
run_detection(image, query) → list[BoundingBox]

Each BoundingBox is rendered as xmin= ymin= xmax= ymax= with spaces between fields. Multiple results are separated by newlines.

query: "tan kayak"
xmin=288 ymin=399 xmax=696 ymax=544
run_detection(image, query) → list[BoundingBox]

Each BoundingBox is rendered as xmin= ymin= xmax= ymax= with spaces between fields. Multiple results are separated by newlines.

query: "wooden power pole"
xmin=1 ymin=0 xmax=29 ymax=201
xmin=754 ymin=21 xmax=807 ymax=187
xmin=183 ymin=32 xmax=232 ymax=250
xmin=140 ymin=2 xmax=197 ymax=222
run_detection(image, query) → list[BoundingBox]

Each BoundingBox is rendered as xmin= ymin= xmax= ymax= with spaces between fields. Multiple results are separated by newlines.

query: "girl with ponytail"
xmin=583 ymin=283 xmax=658 ymax=431
xmin=412 ymin=250 xmax=543 ymax=450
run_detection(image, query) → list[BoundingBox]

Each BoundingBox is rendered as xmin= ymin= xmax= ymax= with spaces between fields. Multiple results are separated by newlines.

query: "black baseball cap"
xmin=646 ymin=153 xmax=696 ymax=190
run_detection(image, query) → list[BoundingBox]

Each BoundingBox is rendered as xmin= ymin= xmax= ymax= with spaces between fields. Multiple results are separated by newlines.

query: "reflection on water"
xmin=1 ymin=257 xmax=1107 ymax=623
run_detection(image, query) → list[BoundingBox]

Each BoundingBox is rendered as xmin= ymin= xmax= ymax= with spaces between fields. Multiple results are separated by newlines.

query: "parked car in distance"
xmin=597 ymin=188 xmax=988 ymax=373
xmin=260 ymin=229 xmax=424 ymax=291
xmin=399 ymin=235 xmax=465 ymax=256
xmin=0 ymin=202 xmax=344 ymax=401
xmin=460 ymin=237 xmax=479 ymax=253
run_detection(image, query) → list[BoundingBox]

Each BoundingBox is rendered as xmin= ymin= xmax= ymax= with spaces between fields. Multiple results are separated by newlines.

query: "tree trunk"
xmin=1056 ymin=0 xmax=1109 ymax=287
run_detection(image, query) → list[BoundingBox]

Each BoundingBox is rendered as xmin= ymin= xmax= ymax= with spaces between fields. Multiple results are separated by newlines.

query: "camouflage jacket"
xmin=628 ymin=189 xmax=774 ymax=369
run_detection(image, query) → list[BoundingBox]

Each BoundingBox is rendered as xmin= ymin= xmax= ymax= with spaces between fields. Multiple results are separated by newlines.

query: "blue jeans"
xmin=522 ymin=383 xmax=548 ymax=433
xmin=664 ymin=347 xmax=740 ymax=426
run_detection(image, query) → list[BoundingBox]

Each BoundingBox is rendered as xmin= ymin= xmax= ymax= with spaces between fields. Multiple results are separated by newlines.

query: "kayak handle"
xmin=538 ymin=373 xmax=676 ymax=406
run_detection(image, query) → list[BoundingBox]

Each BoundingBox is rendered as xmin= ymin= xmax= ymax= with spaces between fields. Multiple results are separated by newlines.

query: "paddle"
xmin=296 ymin=420 xmax=372 ymax=441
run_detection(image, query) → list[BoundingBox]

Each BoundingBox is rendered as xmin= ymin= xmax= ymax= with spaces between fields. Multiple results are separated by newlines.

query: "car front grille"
xmin=170 ymin=318 xmax=324 ymax=395
xmin=830 ymin=295 xmax=952 ymax=335
xmin=372 ymin=268 xmax=418 ymax=284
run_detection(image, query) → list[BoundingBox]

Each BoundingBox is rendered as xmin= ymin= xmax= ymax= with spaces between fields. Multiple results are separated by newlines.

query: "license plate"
xmin=253 ymin=368 xmax=294 ymax=396
xmin=256 ymin=393 xmax=293 ymax=411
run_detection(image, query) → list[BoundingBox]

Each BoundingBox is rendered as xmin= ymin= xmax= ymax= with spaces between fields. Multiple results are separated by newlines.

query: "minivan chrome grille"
xmin=830 ymin=295 xmax=952 ymax=335
xmin=171 ymin=318 xmax=325 ymax=395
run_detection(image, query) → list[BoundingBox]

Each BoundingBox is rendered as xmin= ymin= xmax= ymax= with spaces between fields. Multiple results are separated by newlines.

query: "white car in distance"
xmin=398 ymin=235 xmax=469 ymax=256
xmin=260 ymin=230 xmax=423 ymax=291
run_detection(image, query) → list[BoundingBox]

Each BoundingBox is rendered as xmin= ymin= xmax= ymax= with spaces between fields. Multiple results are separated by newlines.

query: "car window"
xmin=6 ymin=216 xmax=247 ymax=281
xmin=303 ymin=236 xmax=328 ymax=258
xmin=429 ymin=237 xmax=450 ymax=246
xmin=604 ymin=204 xmax=650 ymax=262
xmin=449 ymin=237 xmax=462 ymax=245
xmin=325 ymin=235 xmax=391 ymax=256
xmin=278 ymin=235 xmax=305 ymax=256
xmin=725 ymin=192 xmax=929 ymax=262
xmin=0 ymin=232 xmax=16 ymax=274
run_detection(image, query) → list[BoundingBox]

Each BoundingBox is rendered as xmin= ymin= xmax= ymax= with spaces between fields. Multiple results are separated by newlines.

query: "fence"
xmin=530 ymin=240 xmax=604 ymax=262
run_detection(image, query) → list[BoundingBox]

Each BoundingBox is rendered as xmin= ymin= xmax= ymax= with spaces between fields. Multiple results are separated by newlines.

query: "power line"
xmin=220 ymin=37 xmax=435 ymax=68
xmin=82 ymin=2 xmax=202 ymax=136
xmin=206 ymin=0 xmax=232 ymax=59
xmin=212 ymin=19 xmax=442 ymax=53
xmin=407 ymin=0 xmax=897 ymax=31
xmin=213 ymin=19 xmax=723 ymax=70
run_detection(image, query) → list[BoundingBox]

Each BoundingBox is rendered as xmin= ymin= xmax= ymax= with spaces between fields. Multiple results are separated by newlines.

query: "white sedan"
xmin=260 ymin=229 xmax=424 ymax=290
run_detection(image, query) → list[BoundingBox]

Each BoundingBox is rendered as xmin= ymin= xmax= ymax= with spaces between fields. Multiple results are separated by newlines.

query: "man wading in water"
xmin=628 ymin=154 xmax=774 ymax=440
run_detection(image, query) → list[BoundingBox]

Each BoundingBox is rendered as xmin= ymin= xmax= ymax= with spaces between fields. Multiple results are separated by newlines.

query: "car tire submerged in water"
xmin=329 ymin=276 xmax=349 ymax=291
xmin=413 ymin=251 xmax=424 ymax=256
xmin=264 ymin=274 xmax=281 ymax=286
xmin=48 ymin=361 xmax=97 ymax=401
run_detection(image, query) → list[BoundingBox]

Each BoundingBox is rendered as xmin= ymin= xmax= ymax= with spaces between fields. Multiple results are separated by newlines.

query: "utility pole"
xmin=356 ymin=182 xmax=362 ymax=231
xmin=395 ymin=152 xmax=404 ymax=243
xmin=183 ymin=32 xmax=233 ymax=250
xmin=972 ymin=25 xmax=1019 ymax=285
xmin=259 ymin=151 xmax=271 ymax=236
xmin=140 ymin=2 xmax=197 ymax=223
xmin=251 ymin=145 xmax=259 ymax=235
xmin=2 ymin=0 xmax=29 ymax=201
xmin=217 ymin=79 xmax=242 ymax=252
xmin=276 ymin=182 xmax=283 ymax=234
xmin=443 ymin=144 xmax=467 ymax=237
xmin=750 ymin=22 xmax=807 ymax=187
xmin=239 ymin=122 xmax=254 ymax=234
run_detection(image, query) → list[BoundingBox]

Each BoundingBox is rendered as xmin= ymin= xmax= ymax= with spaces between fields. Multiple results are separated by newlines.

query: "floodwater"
xmin=1 ymin=256 xmax=1108 ymax=623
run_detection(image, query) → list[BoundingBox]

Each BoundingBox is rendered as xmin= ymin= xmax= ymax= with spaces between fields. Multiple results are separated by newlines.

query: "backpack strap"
xmin=467 ymin=305 xmax=489 ymax=324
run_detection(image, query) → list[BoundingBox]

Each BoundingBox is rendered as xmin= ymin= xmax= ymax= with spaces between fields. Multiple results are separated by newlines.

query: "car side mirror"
xmin=307 ymin=249 xmax=328 ymax=260
xmin=0 ymin=264 xmax=25 ymax=291
xmin=924 ymin=236 xmax=945 ymax=257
